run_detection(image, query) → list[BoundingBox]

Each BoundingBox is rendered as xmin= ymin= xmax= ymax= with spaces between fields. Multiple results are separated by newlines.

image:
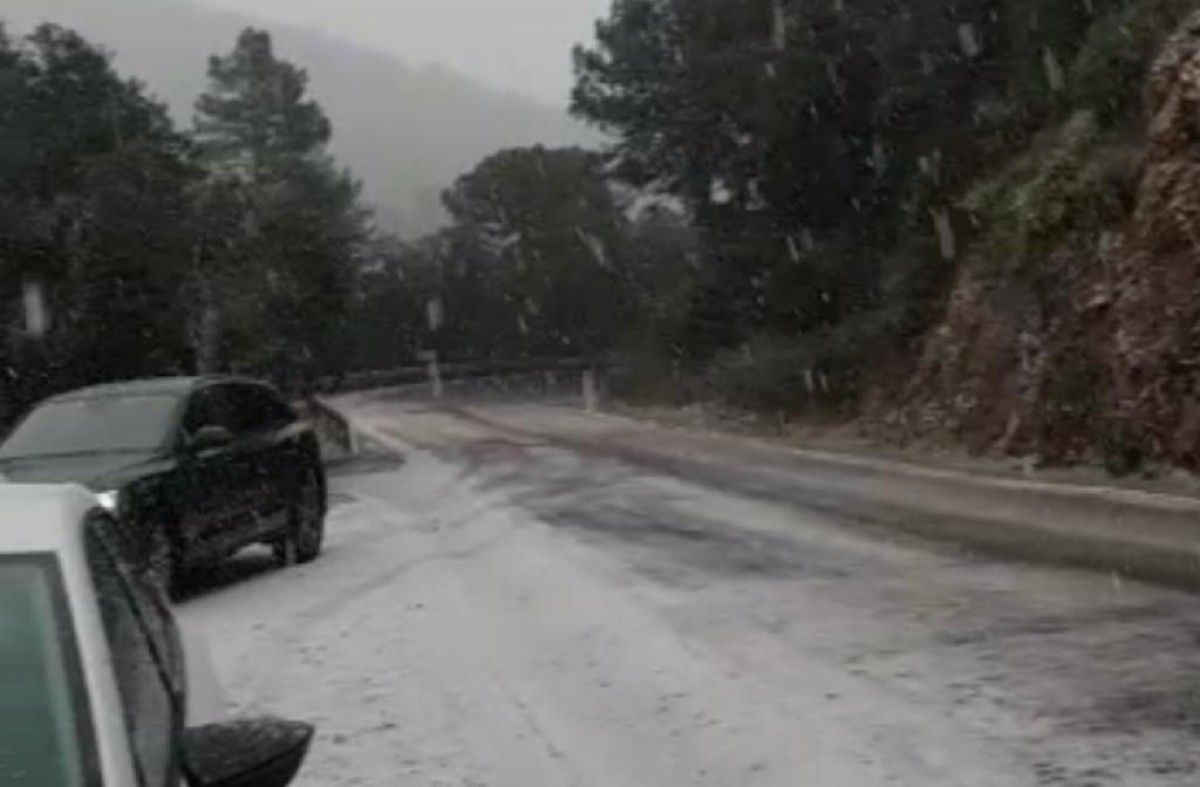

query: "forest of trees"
xmin=0 ymin=23 xmax=368 ymax=416
xmin=376 ymin=0 xmax=1196 ymax=421
xmin=2 ymin=1 xmax=1198 ymax=453
xmin=561 ymin=0 xmax=1198 ymax=413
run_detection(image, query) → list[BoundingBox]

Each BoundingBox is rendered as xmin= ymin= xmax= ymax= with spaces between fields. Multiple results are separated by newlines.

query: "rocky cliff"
xmin=1108 ymin=12 xmax=1200 ymax=470
xmin=873 ymin=10 xmax=1200 ymax=474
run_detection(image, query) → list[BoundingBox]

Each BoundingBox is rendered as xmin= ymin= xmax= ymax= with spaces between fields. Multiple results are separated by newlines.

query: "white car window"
xmin=0 ymin=555 xmax=99 ymax=787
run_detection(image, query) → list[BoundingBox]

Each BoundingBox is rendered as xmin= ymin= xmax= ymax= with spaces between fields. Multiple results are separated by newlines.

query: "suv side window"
xmin=85 ymin=516 xmax=183 ymax=787
xmin=260 ymin=387 xmax=297 ymax=428
xmin=182 ymin=386 xmax=235 ymax=437
xmin=228 ymin=384 xmax=294 ymax=436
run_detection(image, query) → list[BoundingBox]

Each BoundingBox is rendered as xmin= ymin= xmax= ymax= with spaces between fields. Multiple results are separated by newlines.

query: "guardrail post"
xmin=429 ymin=353 xmax=443 ymax=400
xmin=582 ymin=369 xmax=598 ymax=412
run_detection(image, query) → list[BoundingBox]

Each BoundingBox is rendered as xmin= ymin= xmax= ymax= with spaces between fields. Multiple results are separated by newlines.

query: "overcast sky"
xmin=193 ymin=0 xmax=612 ymax=106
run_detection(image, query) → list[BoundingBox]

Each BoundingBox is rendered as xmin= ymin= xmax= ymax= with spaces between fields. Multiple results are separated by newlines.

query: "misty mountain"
xmin=2 ymin=0 xmax=603 ymax=237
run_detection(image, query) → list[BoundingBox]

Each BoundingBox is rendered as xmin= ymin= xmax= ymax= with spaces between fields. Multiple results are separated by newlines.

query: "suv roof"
xmin=47 ymin=376 xmax=274 ymax=402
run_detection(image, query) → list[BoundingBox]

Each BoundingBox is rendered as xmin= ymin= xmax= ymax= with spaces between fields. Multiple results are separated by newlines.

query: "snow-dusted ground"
xmin=177 ymin=397 xmax=1200 ymax=786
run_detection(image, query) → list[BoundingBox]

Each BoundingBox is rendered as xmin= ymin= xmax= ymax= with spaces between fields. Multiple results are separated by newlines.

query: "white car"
xmin=0 ymin=484 xmax=314 ymax=786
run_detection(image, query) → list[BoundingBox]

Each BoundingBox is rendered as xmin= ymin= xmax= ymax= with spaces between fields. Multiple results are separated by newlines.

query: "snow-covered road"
xmin=177 ymin=396 xmax=1200 ymax=786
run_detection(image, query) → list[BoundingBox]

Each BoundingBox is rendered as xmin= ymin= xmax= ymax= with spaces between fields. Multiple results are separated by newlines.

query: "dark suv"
xmin=0 ymin=376 xmax=326 ymax=594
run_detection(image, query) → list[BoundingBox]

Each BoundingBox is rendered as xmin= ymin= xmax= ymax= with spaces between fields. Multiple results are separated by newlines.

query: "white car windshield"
xmin=0 ymin=555 xmax=96 ymax=787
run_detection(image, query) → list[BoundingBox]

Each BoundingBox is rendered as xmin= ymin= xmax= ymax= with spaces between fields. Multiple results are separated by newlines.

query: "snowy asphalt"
xmin=177 ymin=396 xmax=1200 ymax=786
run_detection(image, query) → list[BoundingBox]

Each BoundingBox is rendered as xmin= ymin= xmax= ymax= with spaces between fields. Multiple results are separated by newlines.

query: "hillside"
xmin=1 ymin=0 xmax=601 ymax=236
xmin=866 ymin=4 xmax=1200 ymax=475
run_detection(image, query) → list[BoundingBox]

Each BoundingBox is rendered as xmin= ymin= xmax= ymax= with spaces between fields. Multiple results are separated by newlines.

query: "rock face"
xmin=872 ymin=10 xmax=1200 ymax=471
xmin=1107 ymin=10 xmax=1200 ymax=468
xmin=870 ymin=112 xmax=1125 ymax=464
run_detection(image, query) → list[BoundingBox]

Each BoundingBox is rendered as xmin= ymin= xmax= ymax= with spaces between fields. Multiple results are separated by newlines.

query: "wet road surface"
xmin=177 ymin=397 xmax=1200 ymax=786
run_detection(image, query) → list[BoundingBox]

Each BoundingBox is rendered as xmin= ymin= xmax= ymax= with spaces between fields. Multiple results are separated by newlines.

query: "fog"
xmin=1 ymin=0 xmax=603 ymax=237
xmin=194 ymin=0 xmax=614 ymax=106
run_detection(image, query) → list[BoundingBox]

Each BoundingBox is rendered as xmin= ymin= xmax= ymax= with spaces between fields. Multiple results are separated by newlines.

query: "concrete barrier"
xmin=297 ymin=396 xmax=358 ymax=460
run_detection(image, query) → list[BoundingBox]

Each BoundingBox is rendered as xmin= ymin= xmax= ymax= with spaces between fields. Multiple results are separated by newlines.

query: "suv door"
xmin=178 ymin=384 xmax=258 ymax=557
xmin=224 ymin=383 xmax=300 ymax=538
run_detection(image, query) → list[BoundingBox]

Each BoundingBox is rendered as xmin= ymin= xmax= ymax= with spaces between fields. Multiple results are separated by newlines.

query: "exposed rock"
xmin=864 ymin=10 xmax=1200 ymax=472
xmin=873 ymin=9 xmax=1200 ymax=473
xmin=1107 ymin=9 xmax=1200 ymax=468
xmin=867 ymin=111 xmax=1124 ymax=461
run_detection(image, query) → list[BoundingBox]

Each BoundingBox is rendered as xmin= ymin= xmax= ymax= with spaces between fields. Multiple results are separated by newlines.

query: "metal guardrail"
xmin=313 ymin=359 xmax=595 ymax=395
xmin=297 ymin=359 xmax=604 ymax=462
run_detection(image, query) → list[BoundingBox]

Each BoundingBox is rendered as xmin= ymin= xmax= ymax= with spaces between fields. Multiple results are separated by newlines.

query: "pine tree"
xmin=192 ymin=28 xmax=366 ymax=379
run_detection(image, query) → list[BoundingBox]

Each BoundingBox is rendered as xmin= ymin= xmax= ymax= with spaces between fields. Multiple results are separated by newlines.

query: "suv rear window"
xmin=0 ymin=554 xmax=99 ymax=786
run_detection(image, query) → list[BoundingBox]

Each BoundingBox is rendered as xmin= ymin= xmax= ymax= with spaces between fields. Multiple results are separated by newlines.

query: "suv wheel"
xmin=277 ymin=468 xmax=324 ymax=566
